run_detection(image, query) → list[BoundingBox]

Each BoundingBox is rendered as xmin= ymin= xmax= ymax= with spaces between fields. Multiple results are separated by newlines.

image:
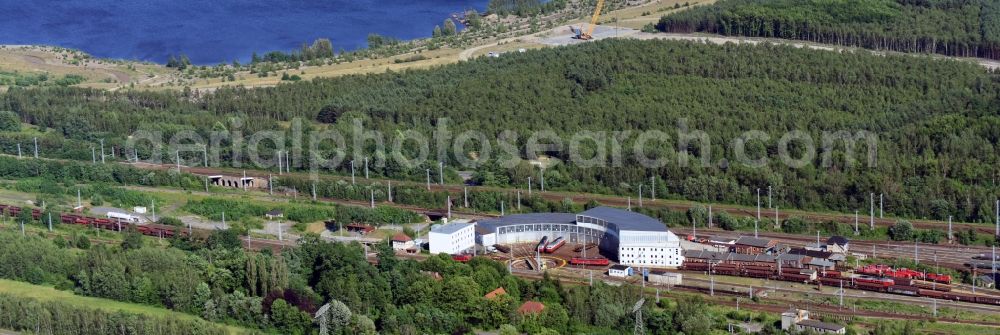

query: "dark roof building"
xmin=827 ymin=236 xmax=850 ymax=246
xmin=578 ymin=206 xmax=667 ymax=232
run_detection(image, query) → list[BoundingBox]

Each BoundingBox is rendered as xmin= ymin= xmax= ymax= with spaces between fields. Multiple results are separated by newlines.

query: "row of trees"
xmin=487 ymin=0 xmax=568 ymax=17
xmin=250 ymin=38 xmax=337 ymax=64
xmin=658 ymin=0 xmax=1000 ymax=59
xmin=0 ymin=293 xmax=227 ymax=335
xmin=2 ymin=39 xmax=999 ymax=222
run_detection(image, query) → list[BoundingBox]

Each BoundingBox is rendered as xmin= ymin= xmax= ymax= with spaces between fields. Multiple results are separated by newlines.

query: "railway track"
xmin=520 ymin=267 xmax=1000 ymax=327
xmin=676 ymin=273 xmax=1000 ymax=315
xmin=674 ymin=227 xmax=988 ymax=271
xmin=126 ymin=160 xmax=995 ymax=234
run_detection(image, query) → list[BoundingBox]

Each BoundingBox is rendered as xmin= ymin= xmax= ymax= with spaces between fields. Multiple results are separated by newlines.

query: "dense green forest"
xmin=1 ymin=39 xmax=999 ymax=223
xmin=657 ymin=0 xmax=1000 ymax=60
xmin=487 ymin=0 xmax=568 ymax=16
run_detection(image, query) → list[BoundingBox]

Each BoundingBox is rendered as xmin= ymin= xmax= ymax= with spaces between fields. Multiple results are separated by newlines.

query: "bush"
xmin=888 ymin=221 xmax=913 ymax=241
xmin=0 ymin=111 xmax=19 ymax=132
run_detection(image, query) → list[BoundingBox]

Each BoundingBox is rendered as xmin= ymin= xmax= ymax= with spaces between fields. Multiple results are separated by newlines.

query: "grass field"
xmin=0 ymin=279 xmax=251 ymax=334
xmin=0 ymin=45 xmax=170 ymax=90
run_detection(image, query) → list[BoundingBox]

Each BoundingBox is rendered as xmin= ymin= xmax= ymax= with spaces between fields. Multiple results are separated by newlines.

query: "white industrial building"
xmin=429 ymin=219 xmax=476 ymax=255
xmin=608 ymin=265 xmax=633 ymax=277
xmin=475 ymin=206 xmax=684 ymax=268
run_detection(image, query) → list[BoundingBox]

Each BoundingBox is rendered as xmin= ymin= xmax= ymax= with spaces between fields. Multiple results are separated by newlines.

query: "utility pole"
xmin=854 ymin=210 xmax=859 ymax=235
xmin=33 ymin=137 xmax=38 ymax=158
xmin=277 ymin=220 xmax=283 ymax=241
xmin=277 ymin=151 xmax=283 ymax=175
xmin=268 ymin=174 xmax=273 ymax=195
xmin=92 ymin=147 xmax=96 ymax=163
xmin=47 ymin=213 xmax=52 ymax=231
xmin=312 ymin=183 xmax=317 ymax=201
xmin=839 ymin=280 xmax=844 ymax=307
xmin=879 ymin=193 xmax=883 ymax=218
xmin=175 ymin=151 xmax=180 ymax=173
xmin=628 ymin=197 xmax=632 ymax=211
xmin=995 ymin=199 xmax=999 ymax=238
xmin=774 ymin=207 xmax=779 ymax=228
xmin=500 ymin=201 xmax=505 ymax=216
xmin=205 ymin=177 xmax=209 ymax=192
xmin=438 ymin=162 xmax=444 ymax=185
xmin=517 ymin=191 xmax=521 ymax=210
xmin=426 ymin=169 xmax=430 ymax=190
xmin=650 ymin=176 xmax=655 ymax=201
xmin=756 ymin=188 xmax=761 ymax=221
xmin=100 ymin=139 xmax=105 ymax=163
xmin=388 ymin=181 xmax=392 ymax=202
xmin=151 ymin=200 xmax=156 ymax=222
xmin=527 ymin=177 xmax=532 ymax=195
xmin=364 ymin=157 xmax=369 ymax=179
xmin=77 ymin=189 xmax=82 ymax=208
xmin=464 ymin=187 xmax=468 ymax=207
xmin=447 ymin=196 xmax=452 ymax=218
xmin=638 ymin=184 xmax=643 ymax=208
xmin=948 ymin=215 xmax=953 ymax=243
xmin=351 ymin=160 xmax=356 ymax=184
xmin=708 ymin=205 xmax=712 ymax=228
xmin=754 ymin=217 xmax=759 ymax=238
xmin=870 ymin=193 xmax=875 ymax=229
xmin=370 ymin=189 xmax=375 ymax=209
xmin=16 ymin=143 xmax=21 ymax=158
xmin=203 ymin=146 xmax=208 ymax=167
xmin=540 ymin=168 xmax=545 ymax=192
xmin=767 ymin=185 xmax=772 ymax=208
xmin=692 ymin=214 xmax=696 ymax=239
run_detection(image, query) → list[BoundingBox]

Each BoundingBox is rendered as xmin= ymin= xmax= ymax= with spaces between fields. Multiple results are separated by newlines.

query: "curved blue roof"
xmin=578 ymin=206 xmax=666 ymax=232
xmin=474 ymin=207 xmax=667 ymax=233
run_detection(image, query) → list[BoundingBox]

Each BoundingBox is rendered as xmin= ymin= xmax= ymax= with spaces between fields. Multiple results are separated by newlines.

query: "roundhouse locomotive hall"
xmin=473 ymin=206 xmax=685 ymax=268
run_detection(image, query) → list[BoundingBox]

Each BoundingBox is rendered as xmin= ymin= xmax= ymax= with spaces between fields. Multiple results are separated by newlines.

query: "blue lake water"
xmin=0 ymin=0 xmax=488 ymax=64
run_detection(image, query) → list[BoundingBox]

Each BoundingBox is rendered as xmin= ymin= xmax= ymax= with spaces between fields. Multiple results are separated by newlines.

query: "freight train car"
xmin=570 ymin=257 xmax=609 ymax=266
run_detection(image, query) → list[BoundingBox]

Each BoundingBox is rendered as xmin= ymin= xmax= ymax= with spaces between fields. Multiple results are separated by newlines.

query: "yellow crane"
xmin=573 ymin=0 xmax=606 ymax=40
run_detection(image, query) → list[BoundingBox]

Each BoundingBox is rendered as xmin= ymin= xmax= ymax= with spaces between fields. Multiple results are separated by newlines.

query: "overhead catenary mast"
xmin=947 ymin=215 xmax=953 ymax=243
xmin=638 ymin=184 xmax=643 ymax=208
xmin=754 ymin=189 xmax=760 ymax=238
xmin=870 ymin=193 xmax=875 ymax=229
